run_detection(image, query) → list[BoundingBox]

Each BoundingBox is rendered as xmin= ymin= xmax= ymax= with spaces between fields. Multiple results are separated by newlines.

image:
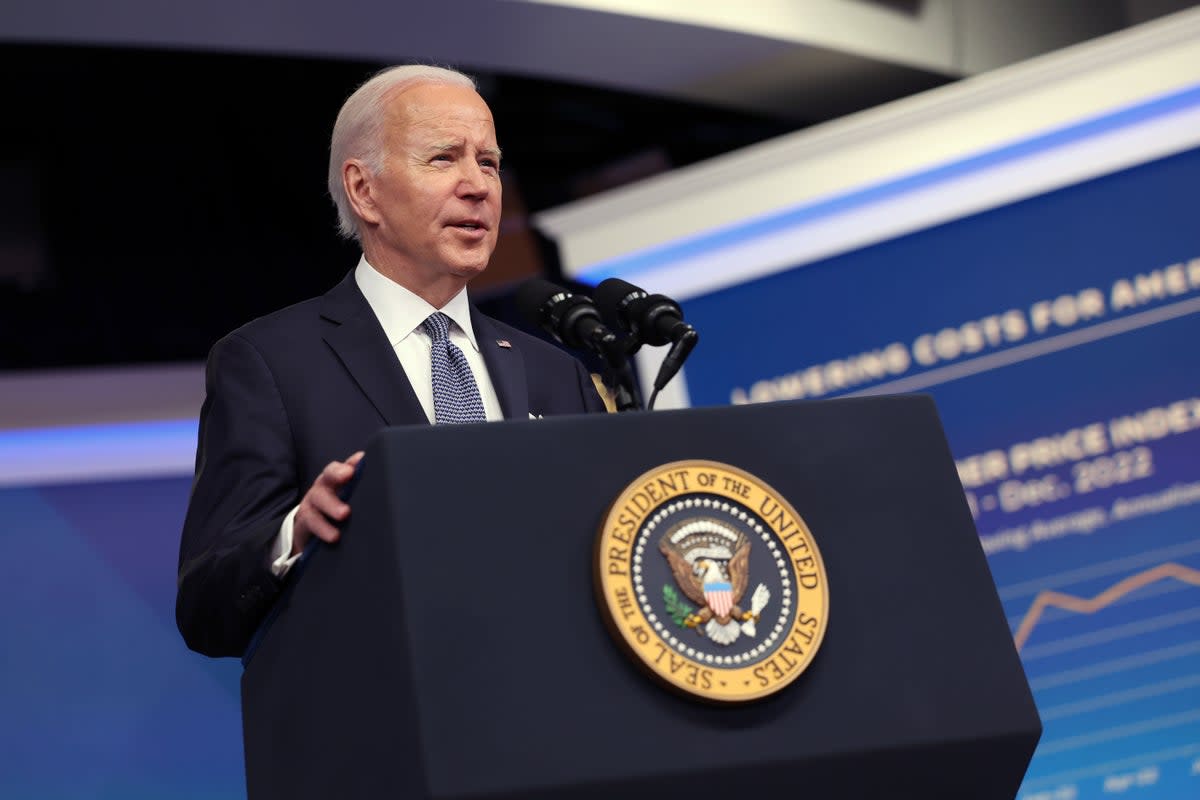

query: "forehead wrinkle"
xmin=399 ymin=98 xmax=495 ymax=131
xmin=380 ymin=85 xmax=500 ymax=163
xmin=384 ymin=92 xmax=491 ymax=132
xmin=424 ymin=137 xmax=465 ymax=152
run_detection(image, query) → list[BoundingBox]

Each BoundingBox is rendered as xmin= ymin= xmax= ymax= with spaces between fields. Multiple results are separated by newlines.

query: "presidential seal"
xmin=595 ymin=460 xmax=829 ymax=703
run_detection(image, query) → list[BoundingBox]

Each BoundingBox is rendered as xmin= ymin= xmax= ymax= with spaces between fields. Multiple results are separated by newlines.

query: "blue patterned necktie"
xmin=422 ymin=312 xmax=487 ymax=424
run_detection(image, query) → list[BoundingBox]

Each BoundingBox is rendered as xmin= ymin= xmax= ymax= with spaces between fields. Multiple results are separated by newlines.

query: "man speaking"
xmin=176 ymin=65 xmax=606 ymax=658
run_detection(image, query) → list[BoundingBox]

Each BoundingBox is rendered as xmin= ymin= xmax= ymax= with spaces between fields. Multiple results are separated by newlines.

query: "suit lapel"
xmin=320 ymin=272 xmax=427 ymax=426
xmin=472 ymin=307 xmax=528 ymax=420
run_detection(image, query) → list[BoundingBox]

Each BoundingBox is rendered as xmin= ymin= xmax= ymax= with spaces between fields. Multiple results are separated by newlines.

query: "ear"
xmin=343 ymin=160 xmax=382 ymax=227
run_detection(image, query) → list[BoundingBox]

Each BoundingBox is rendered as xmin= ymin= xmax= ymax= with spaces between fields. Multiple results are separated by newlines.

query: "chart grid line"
xmin=1019 ymin=743 xmax=1200 ymax=791
xmin=997 ymin=538 xmax=1200 ymax=600
xmin=1020 ymin=607 xmax=1200 ymax=660
xmin=1034 ymin=709 xmax=1200 ymax=756
xmin=1029 ymin=641 xmax=1200 ymax=691
xmin=1039 ymin=674 xmax=1200 ymax=721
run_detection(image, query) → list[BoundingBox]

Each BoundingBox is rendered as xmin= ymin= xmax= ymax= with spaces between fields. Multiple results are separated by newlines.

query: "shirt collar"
xmin=354 ymin=256 xmax=480 ymax=352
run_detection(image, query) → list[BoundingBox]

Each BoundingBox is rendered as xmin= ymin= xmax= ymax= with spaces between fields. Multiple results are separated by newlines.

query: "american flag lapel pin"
xmin=496 ymin=339 xmax=512 ymax=349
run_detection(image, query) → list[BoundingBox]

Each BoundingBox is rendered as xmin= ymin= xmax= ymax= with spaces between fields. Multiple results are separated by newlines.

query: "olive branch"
xmin=663 ymin=584 xmax=694 ymax=627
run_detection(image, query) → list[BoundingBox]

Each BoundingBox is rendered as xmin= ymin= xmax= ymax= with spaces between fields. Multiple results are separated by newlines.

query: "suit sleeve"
xmin=176 ymin=332 xmax=299 ymax=658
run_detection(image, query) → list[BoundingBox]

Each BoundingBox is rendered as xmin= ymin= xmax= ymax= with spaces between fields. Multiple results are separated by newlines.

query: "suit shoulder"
xmin=216 ymin=270 xmax=360 ymax=349
xmin=214 ymin=296 xmax=326 ymax=353
xmin=236 ymin=295 xmax=324 ymax=337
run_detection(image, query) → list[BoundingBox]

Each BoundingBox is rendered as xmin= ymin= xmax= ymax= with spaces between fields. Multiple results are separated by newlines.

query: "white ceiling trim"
xmin=533 ymin=10 xmax=1200 ymax=287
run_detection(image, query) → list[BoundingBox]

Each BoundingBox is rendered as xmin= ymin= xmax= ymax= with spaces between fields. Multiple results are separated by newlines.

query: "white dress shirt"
xmin=269 ymin=256 xmax=503 ymax=575
xmin=352 ymin=256 xmax=503 ymax=424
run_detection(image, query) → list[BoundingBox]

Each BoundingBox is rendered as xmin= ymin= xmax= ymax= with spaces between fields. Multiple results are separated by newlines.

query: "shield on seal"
xmin=704 ymin=578 xmax=734 ymax=618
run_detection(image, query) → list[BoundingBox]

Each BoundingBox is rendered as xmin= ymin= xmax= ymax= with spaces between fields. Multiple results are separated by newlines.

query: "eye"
xmin=431 ymin=153 xmax=452 ymax=164
xmin=480 ymin=157 xmax=500 ymax=172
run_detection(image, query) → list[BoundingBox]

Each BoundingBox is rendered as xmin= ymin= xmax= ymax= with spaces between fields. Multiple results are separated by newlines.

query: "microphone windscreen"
xmin=515 ymin=278 xmax=566 ymax=326
xmin=594 ymin=277 xmax=642 ymax=329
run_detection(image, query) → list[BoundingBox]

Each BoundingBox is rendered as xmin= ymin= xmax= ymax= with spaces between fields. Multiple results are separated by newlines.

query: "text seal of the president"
xmin=595 ymin=460 xmax=829 ymax=703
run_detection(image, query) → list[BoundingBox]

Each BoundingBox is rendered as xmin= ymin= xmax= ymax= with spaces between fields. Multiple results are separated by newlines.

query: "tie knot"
xmin=422 ymin=312 xmax=451 ymax=343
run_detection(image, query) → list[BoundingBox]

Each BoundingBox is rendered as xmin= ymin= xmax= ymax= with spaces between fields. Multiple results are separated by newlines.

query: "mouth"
xmin=449 ymin=220 xmax=489 ymax=232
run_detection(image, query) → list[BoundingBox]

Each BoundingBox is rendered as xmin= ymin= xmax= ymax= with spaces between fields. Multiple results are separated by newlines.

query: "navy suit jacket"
xmin=176 ymin=271 xmax=606 ymax=657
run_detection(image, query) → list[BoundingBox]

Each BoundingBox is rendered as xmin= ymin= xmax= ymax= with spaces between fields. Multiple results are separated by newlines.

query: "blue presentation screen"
xmin=679 ymin=145 xmax=1200 ymax=798
xmin=0 ymin=476 xmax=245 ymax=799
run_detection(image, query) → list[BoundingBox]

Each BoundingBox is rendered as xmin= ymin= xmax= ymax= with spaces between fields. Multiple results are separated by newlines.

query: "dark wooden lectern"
xmin=241 ymin=395 xmax=1041 ymax=798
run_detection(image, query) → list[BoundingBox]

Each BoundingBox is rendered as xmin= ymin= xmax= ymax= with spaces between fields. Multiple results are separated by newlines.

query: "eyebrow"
xmin=428 ymin=140 xmax=503 ymax=161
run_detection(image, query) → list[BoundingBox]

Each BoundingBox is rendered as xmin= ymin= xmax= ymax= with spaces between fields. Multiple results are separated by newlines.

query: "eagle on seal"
xmin=659 ymin=517 xmax=770 ymax=645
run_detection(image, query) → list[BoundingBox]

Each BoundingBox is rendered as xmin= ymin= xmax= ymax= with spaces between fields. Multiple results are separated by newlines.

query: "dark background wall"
xmin=0 ymin=44 xmax=800 ymax=371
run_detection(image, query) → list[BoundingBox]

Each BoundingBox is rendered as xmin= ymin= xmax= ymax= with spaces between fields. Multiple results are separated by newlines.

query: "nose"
xmin=457 ymin=161 xmax=493 ymax=200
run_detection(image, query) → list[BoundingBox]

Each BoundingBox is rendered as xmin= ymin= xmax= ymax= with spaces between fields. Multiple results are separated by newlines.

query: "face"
xmin=350 ymin=82 xmax=502 ymax=289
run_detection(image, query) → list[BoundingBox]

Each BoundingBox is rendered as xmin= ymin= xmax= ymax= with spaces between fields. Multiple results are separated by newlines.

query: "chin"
xmin=445 ymin=251 xmax=494 ymax=279
xmin=446 ymin=262 xmax=489 ymax=281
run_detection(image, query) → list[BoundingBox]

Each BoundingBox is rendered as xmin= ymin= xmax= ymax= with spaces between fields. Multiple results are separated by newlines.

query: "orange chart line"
xmin=1013 ymin=562 xmax=1200 ymax=652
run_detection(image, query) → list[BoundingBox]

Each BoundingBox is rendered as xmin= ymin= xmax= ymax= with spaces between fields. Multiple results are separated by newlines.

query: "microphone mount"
xmin=515 ymin=278 xmax=642 ymax=413
xmin=594 ymin=278 xmax=700 ymax=410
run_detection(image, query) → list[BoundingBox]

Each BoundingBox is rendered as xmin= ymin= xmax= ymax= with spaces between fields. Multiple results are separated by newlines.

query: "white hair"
xmin=328 ymin=64 xmax=478 ymax=241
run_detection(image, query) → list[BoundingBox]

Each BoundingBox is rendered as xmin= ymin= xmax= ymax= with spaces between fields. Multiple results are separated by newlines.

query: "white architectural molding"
xmin=534 ymin=9 xmax=1200 ymax=297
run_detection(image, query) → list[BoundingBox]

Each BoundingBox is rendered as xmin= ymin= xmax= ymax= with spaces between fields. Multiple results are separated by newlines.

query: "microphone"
xmin=516 ymin=277 xmax=643 ymax=412
xmin=595 ymin=278 xmax=698 ymax=406
xmin=594 ymin=277 xmax=695 ymax=347
xmin=515 ymin=277 xmax=617 ymax=355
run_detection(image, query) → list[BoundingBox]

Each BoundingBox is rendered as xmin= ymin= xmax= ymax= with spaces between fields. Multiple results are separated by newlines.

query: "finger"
xmin=291 ymin=492 xmax=346 ymax=555
xmin=297 ymin=504 xmax=342 ymax=544
xmin=316 ymin=459 xmax=356 ymax=488
xmin=307 ymin=484 xmax=350 ymax=522
xmin=346 ymin=450 xmax=365 ymax=467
